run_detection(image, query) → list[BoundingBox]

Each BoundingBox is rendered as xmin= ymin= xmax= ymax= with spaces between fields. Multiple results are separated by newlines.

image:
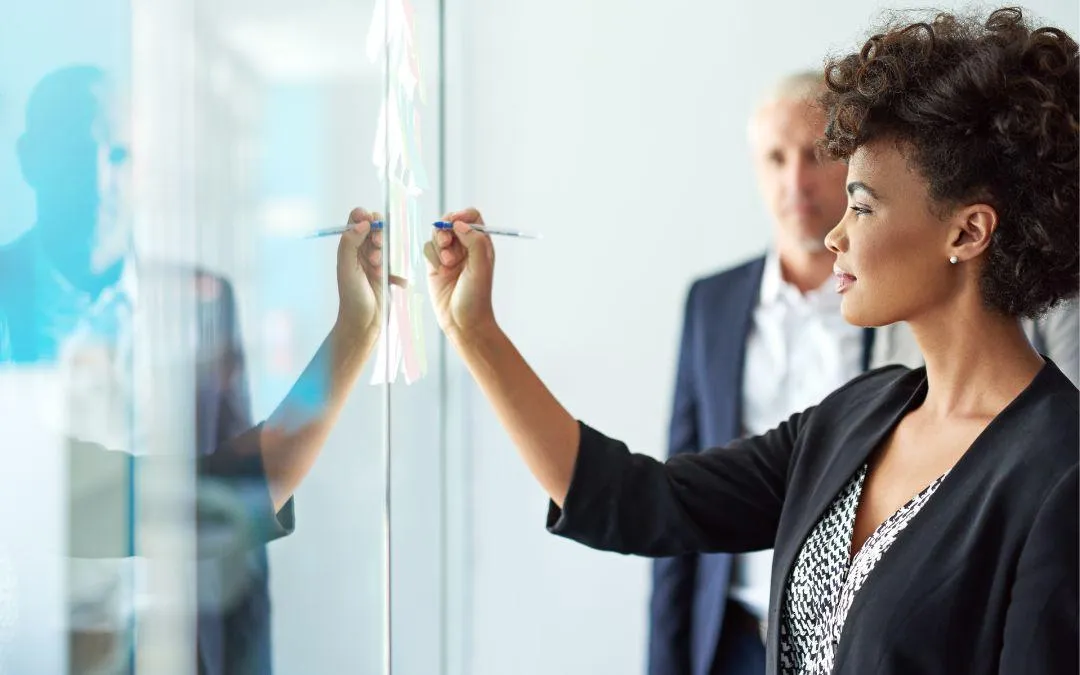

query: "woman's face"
xmin=824 ymin=139 xmax=961 ymax=327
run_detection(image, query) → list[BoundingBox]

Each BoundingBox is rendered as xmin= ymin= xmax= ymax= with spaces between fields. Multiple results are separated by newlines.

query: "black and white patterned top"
xmin=778 ymin=463 xmax=949 ymax=675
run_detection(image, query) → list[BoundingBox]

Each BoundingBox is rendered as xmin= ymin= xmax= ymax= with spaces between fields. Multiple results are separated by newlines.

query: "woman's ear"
xmin=945 ymin=203 xmax=997 ymax=264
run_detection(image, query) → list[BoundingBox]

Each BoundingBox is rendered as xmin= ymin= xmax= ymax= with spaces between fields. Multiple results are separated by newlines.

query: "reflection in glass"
xmin=1 ymin=0 xmax=458 ymax=672
xmin=185 ymin=1 xmax=395 ymax=674
xmin=1 ymin=5 xmax=393 ymax=674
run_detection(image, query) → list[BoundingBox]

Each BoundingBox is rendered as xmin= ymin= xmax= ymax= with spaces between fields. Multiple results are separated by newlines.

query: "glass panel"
xmin=2 ymin=0 xmax=397 ymax=673
xmin=185 ymin=0 xmax=392 ymax=674
xmin=382 ymin=0 xmax=448 ymax=672
xmin=0 ymin=3 xmax=183 ymax=674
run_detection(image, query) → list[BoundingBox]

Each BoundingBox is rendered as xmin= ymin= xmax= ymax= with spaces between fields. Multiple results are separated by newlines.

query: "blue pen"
xmin=432 ymin=221 xmax=541 ymax=239
xmin=304 ymin=220 xmax=541 ymax=239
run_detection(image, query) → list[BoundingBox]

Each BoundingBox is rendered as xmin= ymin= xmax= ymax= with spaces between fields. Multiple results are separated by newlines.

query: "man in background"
xmin=647 ymin=71 xmax=1078 ymax=675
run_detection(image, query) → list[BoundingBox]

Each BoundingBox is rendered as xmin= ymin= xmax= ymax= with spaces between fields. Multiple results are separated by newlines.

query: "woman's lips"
xmin=834 ymin=266 xmax=857 ymax=293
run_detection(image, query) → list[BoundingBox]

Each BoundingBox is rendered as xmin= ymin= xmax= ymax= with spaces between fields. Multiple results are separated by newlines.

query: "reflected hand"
xmin=423 ymin=207 xmax=497 ymax=341
xmin=336 ymin=207 xmax=385 ymax=340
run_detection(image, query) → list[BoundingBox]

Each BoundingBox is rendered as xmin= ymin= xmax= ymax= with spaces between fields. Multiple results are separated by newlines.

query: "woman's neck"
xmin=908 ymin=299 xmax=1044 ymax=421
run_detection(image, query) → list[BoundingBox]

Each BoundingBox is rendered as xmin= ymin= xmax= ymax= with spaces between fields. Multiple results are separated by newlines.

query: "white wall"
xmin=443 ymin=1 xmax=1080 ymax=674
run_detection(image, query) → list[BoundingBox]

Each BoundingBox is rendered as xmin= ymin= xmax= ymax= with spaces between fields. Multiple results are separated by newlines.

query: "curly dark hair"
xmin=821 ymin=7 xmax=1078 ymax=319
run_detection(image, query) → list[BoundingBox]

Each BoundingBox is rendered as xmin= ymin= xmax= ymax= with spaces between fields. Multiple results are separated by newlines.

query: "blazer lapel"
xmin=702 ymin=257 xmax=766 ymax=445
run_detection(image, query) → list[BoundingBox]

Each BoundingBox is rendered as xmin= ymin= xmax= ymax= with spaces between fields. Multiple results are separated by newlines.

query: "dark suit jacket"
xmin=0 ymin=231 xmax=284 ymax=675
xmin=649 ymin=257 xmax=873 ymax=675
xmin=553 ymin=361 xmax=1078 ymax=674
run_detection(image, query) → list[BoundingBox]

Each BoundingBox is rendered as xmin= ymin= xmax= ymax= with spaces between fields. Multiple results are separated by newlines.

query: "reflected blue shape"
xmin=276 ymin=362 xmax=332 ymax=433
xmin=0 ymin=65 xmax=280 ymax=675
xmin=0 ymin=65 xmax=131 ymax=364
xmin=0 ymin=0 xmax=131 ymax=247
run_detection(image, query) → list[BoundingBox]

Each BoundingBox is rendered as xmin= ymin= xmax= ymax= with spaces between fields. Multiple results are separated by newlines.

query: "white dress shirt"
xmin=28 ymin=246 xmax=142 ymax=654
xmin=728 ymin=252 xmax=864 ymax=622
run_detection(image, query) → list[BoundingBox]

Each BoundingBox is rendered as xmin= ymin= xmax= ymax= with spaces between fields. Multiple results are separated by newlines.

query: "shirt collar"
xmin=32 ymin=236 xmax=139 ymax=308
xmin=759 ymin=249 xmax=841 ymax=309
xmin=759 ymin=250 xmax=785 ymax=306
xmin=115 ymin=255 xmax=138 ymax=305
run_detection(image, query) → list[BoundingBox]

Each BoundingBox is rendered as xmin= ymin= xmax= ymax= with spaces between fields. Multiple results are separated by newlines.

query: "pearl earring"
xmin=949 ymin=256 xmax=959 ymax=264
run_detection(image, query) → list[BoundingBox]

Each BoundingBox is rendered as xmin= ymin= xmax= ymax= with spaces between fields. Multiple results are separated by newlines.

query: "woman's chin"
xmin=841 ymin=296 xmax=898 ymax=329
xmin=840 ymin=294 xmax=874 ymax=328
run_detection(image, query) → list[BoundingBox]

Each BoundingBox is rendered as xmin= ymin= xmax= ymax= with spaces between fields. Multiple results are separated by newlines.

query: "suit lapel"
xmin=702 ymin=257 xmax=766 ymax=446
xmin=695 ymin=257 xmax=766 ymax=675
xmin=731 ymin=259 xmax=766 ymax=438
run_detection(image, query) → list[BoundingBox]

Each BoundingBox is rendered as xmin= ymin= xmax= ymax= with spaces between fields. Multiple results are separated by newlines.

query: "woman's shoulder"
xmin=814 ymin=359 xmax=1077 ymax=427
xmin=1006 ymin=360 xmax=1079 ymax=466
xmin=975 ymin=363 xmax=1078 ymax=522
xmin=833 ymin=360 xmax=1078 ymax=477
xmin=812 ymin=364 xmax=926 ymax=418
xmin=844 ymin=363 xmax=921 ymax=390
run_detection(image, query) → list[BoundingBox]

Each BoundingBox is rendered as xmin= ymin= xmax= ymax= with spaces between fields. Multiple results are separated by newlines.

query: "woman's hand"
xmin=424 ymin=207 xmax=498 ymax=342
xmin=335 ymin=207 xmax=386 ymax=342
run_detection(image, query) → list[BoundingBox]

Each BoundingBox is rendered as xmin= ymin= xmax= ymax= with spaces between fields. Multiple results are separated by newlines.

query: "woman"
xmin=424 ymin=7 xmax=1078 ymax=675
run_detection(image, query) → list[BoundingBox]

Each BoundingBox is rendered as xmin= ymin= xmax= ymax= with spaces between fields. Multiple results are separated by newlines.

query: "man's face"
xmin=749 ymin=95 xmax=848 ymax=253
xmin=19 ymin=81 xmax=132 ymax=270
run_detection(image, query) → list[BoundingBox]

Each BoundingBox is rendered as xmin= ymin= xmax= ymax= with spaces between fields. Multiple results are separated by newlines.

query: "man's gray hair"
xmin=760 ymin=70 xmax=826 ymax=107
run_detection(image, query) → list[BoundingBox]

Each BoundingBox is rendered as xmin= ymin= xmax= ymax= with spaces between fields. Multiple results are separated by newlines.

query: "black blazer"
xmin=549 ymin=361 xmax=1078 ymax=674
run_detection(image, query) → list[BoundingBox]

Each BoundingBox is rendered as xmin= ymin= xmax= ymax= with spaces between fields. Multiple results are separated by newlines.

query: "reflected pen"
xmin=303 ymin=220 xmax=541 ymax=239
xmin=303 ymin=220 xmax=385 ymax=238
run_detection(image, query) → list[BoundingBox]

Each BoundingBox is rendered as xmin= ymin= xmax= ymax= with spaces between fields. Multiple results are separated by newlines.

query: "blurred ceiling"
xmin=200 ymin=0 xmax=381 ymax=82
